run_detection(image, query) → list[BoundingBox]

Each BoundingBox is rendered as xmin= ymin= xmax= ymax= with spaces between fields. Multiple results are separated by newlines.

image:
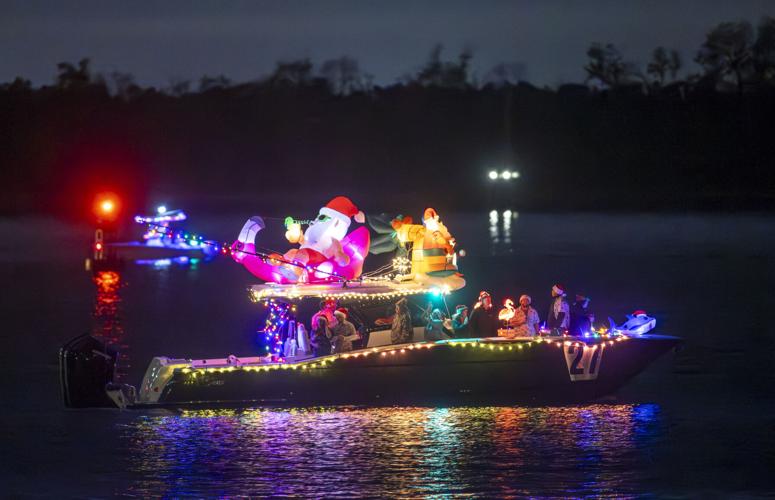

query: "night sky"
xmin=2 ymin=0 xmax=772 ymax=88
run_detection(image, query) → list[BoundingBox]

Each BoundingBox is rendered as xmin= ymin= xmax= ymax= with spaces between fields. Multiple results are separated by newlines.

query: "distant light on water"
xmin=487 ymin=170 xmax=520 ymax=181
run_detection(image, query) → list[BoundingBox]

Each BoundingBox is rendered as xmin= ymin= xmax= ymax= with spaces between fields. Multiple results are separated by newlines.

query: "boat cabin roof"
xmin=248 ymin=280 xmax=450 ymax=303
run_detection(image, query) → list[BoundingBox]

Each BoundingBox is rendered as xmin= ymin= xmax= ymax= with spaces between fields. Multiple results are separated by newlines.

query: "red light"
xmin=95 ymin=242 xmax=104 ymax=251
xmin=93 ymin=192 xmax=121 ymax=222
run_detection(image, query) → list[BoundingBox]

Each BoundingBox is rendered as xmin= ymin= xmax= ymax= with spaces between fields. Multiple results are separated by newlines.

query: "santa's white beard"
xmin=301 ymin=219 xmax=348 ymax=254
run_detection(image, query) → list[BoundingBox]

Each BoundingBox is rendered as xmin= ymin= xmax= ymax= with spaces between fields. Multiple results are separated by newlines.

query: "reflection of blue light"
xmin=135 ymin=256 xmax=191 ymax=267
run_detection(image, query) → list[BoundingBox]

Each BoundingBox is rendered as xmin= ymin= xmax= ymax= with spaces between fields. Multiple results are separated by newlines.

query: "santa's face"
xmin=424 ymin=216 xmax=440 ymax=231
xmin=302 ymin=212 xmax=349 ymax=251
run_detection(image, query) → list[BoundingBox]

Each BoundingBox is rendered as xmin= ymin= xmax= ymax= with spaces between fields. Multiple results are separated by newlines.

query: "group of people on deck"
xmin=309 ymin=298 xmax=362 ymax=357
xmin=305 ymin=283 xmax=595 ymax=355
xmin=389 ymin=283 xmax=595 ymax=345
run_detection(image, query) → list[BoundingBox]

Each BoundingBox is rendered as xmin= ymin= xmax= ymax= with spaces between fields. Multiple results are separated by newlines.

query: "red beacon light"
xmin=93 ymin=192 xmax=122 ymax=223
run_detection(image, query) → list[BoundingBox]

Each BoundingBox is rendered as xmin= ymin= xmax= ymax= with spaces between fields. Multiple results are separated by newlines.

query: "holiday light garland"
xmin=140 ymin=221 xmax=351 ymax=281
xmin=260 ymin=299 xmax=296 ymax=360
xmin=248 ymin=281 xmax=452 ymax=302
xmin=178 ymin=335 xmax=630 ymax=380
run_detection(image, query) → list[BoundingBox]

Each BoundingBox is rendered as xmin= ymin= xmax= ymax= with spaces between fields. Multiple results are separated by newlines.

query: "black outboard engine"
xmin=59 ymin=334 xmax=118 ymax=408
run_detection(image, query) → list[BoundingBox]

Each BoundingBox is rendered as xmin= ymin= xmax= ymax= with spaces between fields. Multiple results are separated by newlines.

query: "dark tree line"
xmin=1 ymin=17 xmax=774 ymax=217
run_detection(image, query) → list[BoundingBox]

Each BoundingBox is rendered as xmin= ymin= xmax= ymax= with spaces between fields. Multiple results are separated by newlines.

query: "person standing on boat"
xmin=469 ymin=291 xmax=498 ymax=337
xmin=391 ymin=298 xmax=413 ymax=344
xmin=546 ymin=284 xmax=570 ymax=335
xmin=311 ymin=315 xmax=333 ymax=357
xmin=425 ymin=309 xmax=452 ymax=341
xmin=509 ymin=294 xmax=541 ymax=337
xmin=331 ymin=309 xmax=360 ymax=353
xmin=570 ymin=294 xmax=595 ymax=336
xmin=311 ymin=298 xmax=338 ymax=330
xmin=451 ymin=305 xmax=470 ymax=337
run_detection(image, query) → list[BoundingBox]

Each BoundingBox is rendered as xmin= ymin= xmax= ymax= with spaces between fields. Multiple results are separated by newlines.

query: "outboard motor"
xmin=59 ymin=334 xmax=118 ymax=408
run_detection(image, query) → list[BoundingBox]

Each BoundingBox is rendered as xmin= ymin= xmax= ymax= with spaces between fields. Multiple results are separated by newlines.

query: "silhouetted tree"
xmin=199 ymin=74 xmax=231 ymax=92
xmin=414 ymin=44 xmax=473 ymax=89
xmin=269 ymin=59 xmax=314 ymax=87
xmin=482 ymin=62 xmax=527 ymax=87
xmin=696 ymin=21 xmax=754 ymax=95
xmin=166 ymin=78 xmax=191 ymax=96
xmin=753 ymin=16 xmax=775 ymax=84
xmin=584 ymin=43 xmax=640 ymax=88
xmin=55 ymin=58 xmax=93 ymax=89
xmin=320 ymin=56 xmax=364 ymax=95
xmin=647 ymin=47 xmax=682 ymax=87
xmin=0 ymin=76 xmax=32 ymax=92
xmin=109 ymin=71 xmax=142 ymax=100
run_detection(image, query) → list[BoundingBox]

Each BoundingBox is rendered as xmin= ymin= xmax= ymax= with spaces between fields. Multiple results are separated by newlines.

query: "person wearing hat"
xmin=509 ymin=294 xmax=541 ymax=337
xmin=311 ymin=298 xmax=338 ymax=331
xmin=425 ymin=309 xmax=452 ymax=341
xmin=546 ymin=284 xmax=570 ymax=335
xmin=451 ymin=304 xmax=470 ymax=337
xmin=331 ymin=309 xmax=360 ymax=353
xmin=469 ymin=291 xmax=498 ymax=338
xmin=570 ymin=294 xmax=595 ymax=336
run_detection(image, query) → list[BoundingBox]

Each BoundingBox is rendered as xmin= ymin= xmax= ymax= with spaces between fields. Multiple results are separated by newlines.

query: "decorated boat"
xmin=63 ymin=196 xmax=680 ymax=409
xmin=94 ymin=206 xmax=218 ymax=264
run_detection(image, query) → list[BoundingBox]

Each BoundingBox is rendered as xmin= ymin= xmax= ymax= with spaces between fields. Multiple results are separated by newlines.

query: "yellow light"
xmin=100 ymin=200 xmax=114 ymax=213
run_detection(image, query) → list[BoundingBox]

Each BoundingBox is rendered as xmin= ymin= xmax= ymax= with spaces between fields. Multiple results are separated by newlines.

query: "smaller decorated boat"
xmin=98 ymin=207 xmax=218 ymax=263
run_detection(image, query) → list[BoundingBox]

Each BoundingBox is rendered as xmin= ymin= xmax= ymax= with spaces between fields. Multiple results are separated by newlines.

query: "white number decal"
xmin=563 ymin=345 xmax=603 ymax=381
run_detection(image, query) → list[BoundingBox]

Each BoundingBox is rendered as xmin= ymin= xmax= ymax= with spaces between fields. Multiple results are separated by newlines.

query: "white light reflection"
xmin=489 ymin=210 xmax=519 ymax=255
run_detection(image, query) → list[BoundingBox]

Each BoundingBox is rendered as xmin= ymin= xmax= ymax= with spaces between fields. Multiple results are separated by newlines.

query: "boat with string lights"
xmin=88 ymin=205 xmax=219 ymax=269
xmin=62 ymin=196 xmax=680 ymax=409
xmin=111 ymin=207 xmax=218 ymax=261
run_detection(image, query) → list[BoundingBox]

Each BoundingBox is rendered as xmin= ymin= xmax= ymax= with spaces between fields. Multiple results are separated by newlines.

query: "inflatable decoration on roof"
xmin=232 ymin=196 xmax=464 ymax=294
xmin=232 ymin=196 xmax=370 ymax=284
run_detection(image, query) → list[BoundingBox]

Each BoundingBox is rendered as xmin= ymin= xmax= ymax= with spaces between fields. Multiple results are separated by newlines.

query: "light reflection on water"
xmin=92 ymin=270 xmax=129 ymax=381
xmin=121 ymin=404 xmax=660 ymax=497
xmin=489 ymin=209 xmax=518 ymax=255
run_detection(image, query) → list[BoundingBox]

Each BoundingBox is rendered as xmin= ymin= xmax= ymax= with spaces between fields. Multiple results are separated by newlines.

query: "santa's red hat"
xmin=423 ymin=208 xmax=438 ymax=221
xmin=319 ymin=196 xmax=365 ymax=225
xmin=552 ymin=284 xmax=566 ymax=296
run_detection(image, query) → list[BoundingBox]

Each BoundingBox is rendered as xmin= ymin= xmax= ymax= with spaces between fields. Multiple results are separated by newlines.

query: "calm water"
xmin=2 ymin=212 xmax=774 ymax=497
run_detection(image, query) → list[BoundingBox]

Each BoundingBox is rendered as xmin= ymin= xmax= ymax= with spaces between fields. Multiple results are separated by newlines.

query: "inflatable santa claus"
xmin=231 ymin=196 xmax=370 ymax=283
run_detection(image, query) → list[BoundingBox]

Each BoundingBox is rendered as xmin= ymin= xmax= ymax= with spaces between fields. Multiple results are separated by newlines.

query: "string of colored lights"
xmin=248 ymin=282 xmax=452 ymax=302
xmin=178 ymin=335 xmax=630 ymax=379
xmin=260 ymin=299 xmax=296 ymax=359
xmin=140 ymin=221 xmax=349 ymax=281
